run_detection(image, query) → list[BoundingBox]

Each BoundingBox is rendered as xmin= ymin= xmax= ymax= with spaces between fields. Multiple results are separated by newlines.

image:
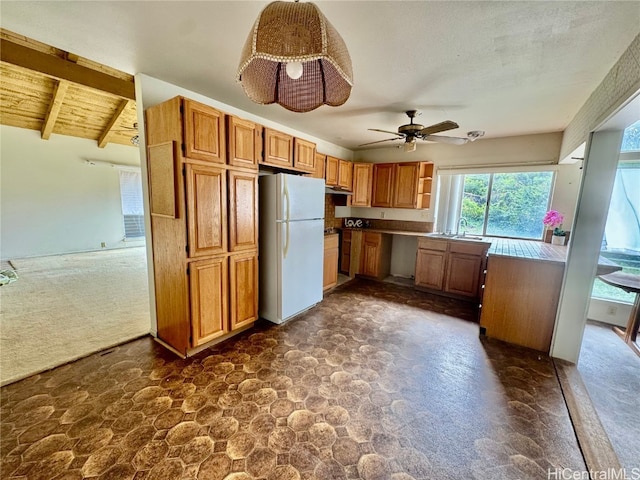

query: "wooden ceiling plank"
xmin=41 ymin=80 xmax=69 ymax=140
xmin=0 ymin=39 xmax=135 ymax=100
xmin=98 ymin=99 xmax=132 ymax=148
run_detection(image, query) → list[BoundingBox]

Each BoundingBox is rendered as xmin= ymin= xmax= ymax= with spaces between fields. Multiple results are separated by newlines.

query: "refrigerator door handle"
xmin=283 ymin=176 xmax=291 ymax=222
xmin=282 ymin=176 xmax=291 ymax=259
xmin=283 ymin=220 xmax=290 ymax=259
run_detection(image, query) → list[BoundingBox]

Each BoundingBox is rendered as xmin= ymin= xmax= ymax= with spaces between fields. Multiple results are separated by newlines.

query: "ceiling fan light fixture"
xmin=404 ymin=138 xmax=417 ymax=152
xmin=237 ymin=0 xmax=353 ymax=113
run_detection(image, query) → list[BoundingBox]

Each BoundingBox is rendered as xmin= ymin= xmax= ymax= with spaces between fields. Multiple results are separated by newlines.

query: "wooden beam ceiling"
xmin=0 ymin=29 xmax=137 ymax=147
xmin=98 ymin=99 xmax=133 ymax=148
xmin=41 ymin=80 xmax=69 ymax=140
xmin=0 ymin=38 xmax=135 ymax=100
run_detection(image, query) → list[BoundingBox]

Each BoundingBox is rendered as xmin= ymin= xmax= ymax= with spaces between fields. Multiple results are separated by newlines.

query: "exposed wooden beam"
xmin=98 ymin=99 xmax=133 ymax=148
xmin=0 ymin=39 xmax=135 ymax=100
xmin=41 ymin=80 xmax=69 ymax=140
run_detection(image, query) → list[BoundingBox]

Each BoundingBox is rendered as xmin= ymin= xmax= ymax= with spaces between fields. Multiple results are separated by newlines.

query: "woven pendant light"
xmin=237 ymin=0 xmax=353 ymax=113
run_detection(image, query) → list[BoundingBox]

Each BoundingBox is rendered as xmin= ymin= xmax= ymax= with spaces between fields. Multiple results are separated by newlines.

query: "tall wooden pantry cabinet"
xmin=145 ymin=96 xmax=259 ymax=356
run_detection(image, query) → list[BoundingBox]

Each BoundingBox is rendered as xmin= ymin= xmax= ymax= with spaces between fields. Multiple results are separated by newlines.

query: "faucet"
xmin=456 ymin=217 xmax=467 ymax=237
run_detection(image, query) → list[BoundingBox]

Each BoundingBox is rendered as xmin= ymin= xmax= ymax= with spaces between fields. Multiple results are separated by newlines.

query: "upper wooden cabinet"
xmin=185 ymin=164 xmax=227 ymax=258
xmin=308 ymin=152 xmax=325 ymax=180
xmin=351 ymin=163 xmax=373 ymax=207
xmin=393 ymin=163 xmax=420 ymax=208
xmin=372 ymin=161 xmax=434 ymax=209
xmin=263 ymin=128 xmax=294 ymax=168
xmin=338 ymin=160 xmax=353 ymax=191
xmin=325 ymin=156 xmax=339 ymax=186
xmin=294 ymin=138 xmax=317 ymax=173
xmin=183 ymin=99 xmax=226 ymax=163
xmin=228 ymin=171 xmax=258 ymax=252
xmin=325 ymin=156 xmax=353 ymax=191
xmin=227 ymin=115 xmax=261 ymax=169
xmin=371 ymin=163 xmax=395 ymax=207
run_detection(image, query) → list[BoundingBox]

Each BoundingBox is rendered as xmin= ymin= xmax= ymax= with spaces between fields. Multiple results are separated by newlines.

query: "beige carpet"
xmin=0 ymin=247 xmax=150 ymax=386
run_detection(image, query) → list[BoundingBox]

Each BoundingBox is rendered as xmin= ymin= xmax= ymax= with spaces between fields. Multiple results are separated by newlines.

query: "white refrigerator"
xmin=259 ymin=173 xmax=325 ymax=324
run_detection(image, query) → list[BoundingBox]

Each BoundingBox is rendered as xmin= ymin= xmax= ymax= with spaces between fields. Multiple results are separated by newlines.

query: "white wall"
xmin=0 ymin=125 xmax=141 ymax=260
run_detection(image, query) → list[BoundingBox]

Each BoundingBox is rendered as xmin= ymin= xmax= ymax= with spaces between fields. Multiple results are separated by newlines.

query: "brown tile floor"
xmin=1 ymin=279 xmax=585 ymax=479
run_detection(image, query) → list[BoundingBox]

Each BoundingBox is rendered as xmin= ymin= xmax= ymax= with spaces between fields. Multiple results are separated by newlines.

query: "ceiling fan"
xmin=359 ymin=110 xmax=485 ymax=152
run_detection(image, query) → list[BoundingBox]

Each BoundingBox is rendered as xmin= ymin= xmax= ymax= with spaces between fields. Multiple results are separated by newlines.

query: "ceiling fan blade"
xmin=359 ymin=137 xmax=404 ymax=147
xmin=422 ymin=134 xmax=468 ymax=145
xmin=368 ymin=128 xmax=403 ymax=136
xmin=419 ymin=120 xmax=459 ymax=136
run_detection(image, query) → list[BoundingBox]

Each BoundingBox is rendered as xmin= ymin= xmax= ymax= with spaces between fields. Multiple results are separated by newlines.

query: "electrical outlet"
xmin=380 ymin=212 xmax=385 ymax=219
xmin=101 ymin=242 xmax=106 ymax=248
xmin=607 ymin=305 xmax=617 ymax=315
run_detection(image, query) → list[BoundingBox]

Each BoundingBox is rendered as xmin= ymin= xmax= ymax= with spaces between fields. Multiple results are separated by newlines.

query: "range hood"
xmin=325 ymin=187 xmax=352 ymax=195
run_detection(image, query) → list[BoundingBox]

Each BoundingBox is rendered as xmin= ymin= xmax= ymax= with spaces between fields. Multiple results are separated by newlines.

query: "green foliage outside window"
xmin=461 ymin=172 xmax=554 ymax=239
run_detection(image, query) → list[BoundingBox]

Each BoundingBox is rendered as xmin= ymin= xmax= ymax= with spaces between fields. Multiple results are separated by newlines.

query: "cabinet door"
xmin=361 ymin=233 xmax=382 ymax=278
xmin=228 ymin=171 xmax=258 ymax=252
xmin=230 ymin=251 xmax=258 ymax=330
xmin=393 ymin=162 xmax=419 ymax=208
xmin=310 ymin=153 xmax=325 ymax=179
xmin=323 ymin=247 xmax=339 ymax=291
xmin=325 ymin=156 xmax=339 ymax=186
xmin=338 ymin=160 xmax=353 ymax=191
xmin=263 ymin=128 xmax=293 ymax=168
xmin=294 ymin=138 xmax=317 ymax=173
xmin=227 ymin=115 xmax=261 ymax=169
xmin=186 ymin=164 xmax=227 ymax=257
xmin=341 ymin=230 xmax=352 ymax=274
xmin=183 ymin=99 xmax=225 ymax=163
xmin=190 ymin=257 xmax=229 ymax=346
xmin=445 ymin=253 xmax=482 ymax=298
xmin=415 ymin=249 xmax=446 ymax=290
xmin=351 ymin=163 xmax=373 ymax=207
xmin=371 ymin=163 xmax=395 ymax=207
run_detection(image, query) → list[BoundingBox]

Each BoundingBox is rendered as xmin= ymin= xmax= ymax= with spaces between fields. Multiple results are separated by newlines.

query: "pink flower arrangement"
xmin=543 ymin=210 xmax=565 ymax=236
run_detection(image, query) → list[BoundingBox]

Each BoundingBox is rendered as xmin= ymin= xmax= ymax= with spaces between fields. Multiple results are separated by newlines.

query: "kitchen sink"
xmin=428 ymin=233 xmax=486 ymax=241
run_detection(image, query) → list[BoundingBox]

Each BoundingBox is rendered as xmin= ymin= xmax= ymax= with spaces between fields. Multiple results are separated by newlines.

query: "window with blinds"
xmin=119 ymin=170 xmax=145 ymax=239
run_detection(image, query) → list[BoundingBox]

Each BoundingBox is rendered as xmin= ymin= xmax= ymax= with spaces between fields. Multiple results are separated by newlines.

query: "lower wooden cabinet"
xmin=189 ymin=251 xmax=258 ymax=348
xmin=339 ymin=230 xmax=391 ymax=280
xmin=415 ymin=248 xmax=446 ymax=290
xmin=445 ymin=252 xmax=483 ymax=297
xmin=359 ymin=232 xmax=392 ymax=280
xmin=230 ymin=251 xmax=259 ymax=330
xmin=340 ymin=230 xmax=352 ymax=274
xmin=190 ymin=256 xmax=229 ymax=346
xmin=323 ymin=234 xmax=339 ymax=291
xmin=415 ymin=238 xmax=489 ymax=299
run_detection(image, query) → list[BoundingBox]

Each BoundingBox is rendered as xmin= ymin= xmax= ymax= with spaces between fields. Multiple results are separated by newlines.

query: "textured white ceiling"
xmin=1 ymin=1 xmax=638 ymax=151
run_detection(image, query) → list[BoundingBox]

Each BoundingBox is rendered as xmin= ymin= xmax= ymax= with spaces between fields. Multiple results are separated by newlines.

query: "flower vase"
xmin=551 ymin=235 xmax=566 ymax=246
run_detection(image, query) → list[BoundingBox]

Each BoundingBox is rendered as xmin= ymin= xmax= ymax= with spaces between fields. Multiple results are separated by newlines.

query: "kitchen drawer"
xmin=449 ymin=241 xmax=489 ymax=256
xmin=417 ymin=238 xmax=448 ymax=251
xmin=324 ymin=234 xmax=339 ymax=250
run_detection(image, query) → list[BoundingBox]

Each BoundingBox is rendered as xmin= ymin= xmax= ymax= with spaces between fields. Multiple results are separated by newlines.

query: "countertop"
xmin=341 ymin=228 xmax=621 ymax=274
